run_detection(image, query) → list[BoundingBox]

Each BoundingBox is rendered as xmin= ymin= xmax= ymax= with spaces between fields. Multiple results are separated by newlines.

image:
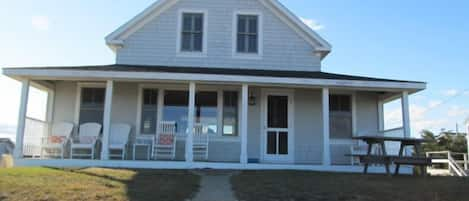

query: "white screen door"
xmin=261 ymin=90 xmax=293 ymax=163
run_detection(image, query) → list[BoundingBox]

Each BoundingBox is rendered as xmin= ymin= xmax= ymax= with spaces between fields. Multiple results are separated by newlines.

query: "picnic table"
xmin=351 ymin=136 xmax=432 ymax=175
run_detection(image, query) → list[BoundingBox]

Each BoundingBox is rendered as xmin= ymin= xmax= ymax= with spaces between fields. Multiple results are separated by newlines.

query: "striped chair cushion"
xmin=158 ymin=134 xmax=174 ymax=145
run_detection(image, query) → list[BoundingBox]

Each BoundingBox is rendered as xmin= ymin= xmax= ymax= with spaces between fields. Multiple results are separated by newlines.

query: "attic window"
xmin=237 ymin=15 xmax=258 ymax=53
xmin=181 ymin=13 xmax=204 ymax=52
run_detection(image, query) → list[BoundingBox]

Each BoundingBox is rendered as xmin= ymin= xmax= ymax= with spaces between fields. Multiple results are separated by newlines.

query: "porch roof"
xmin=2 ymin=64 xmax=426 ymax=93
xmin=4 ymin=64 xmax=424 ymax=83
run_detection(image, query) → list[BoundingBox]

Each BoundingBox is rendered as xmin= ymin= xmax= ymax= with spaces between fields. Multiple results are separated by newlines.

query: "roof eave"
xmin=2 ymin=67 xmax=427 ymax=92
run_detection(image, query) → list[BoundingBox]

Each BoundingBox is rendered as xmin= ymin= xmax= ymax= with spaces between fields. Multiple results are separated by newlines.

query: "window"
xmin=222 ymin=91 xmax=238 ymax=136
xmin=195 ymin=92 xmax=218 ymax=135
xmin=329 ymin=95 xmax=352 ymax=139
xmin=163 ymin=90 xmax=189 ymax=134
xmin=267 ymin=95 xmax=288 ymax=128
xmin=79 ymin=88 xmax=105 ymax=125
xmin=181 ymin=13 xmax=204 ymax=52
xmin=237 ymin=15 xmax=258 ymax=53
xmin=140 ymin=88 xmax=240 ymax=138
xmin=141 ymin=89 xmax=158 ymax=134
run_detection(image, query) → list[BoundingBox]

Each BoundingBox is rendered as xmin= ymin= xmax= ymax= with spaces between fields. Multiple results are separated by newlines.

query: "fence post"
xmin=448 ymin=152 xmax=451 ymax=172
xmin=464 ymin=154 xmax=468 ymax=170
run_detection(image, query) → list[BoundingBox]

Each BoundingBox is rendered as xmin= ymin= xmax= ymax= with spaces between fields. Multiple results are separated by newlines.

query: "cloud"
xmin=428 ymin=100 xmax=442 ymax=108
xmin=31 ymin=16 xmax=50 ymax=31
xmin=447 ymin=106 xmax=469 ymax=117
xmin=300 ymin=17 xmax=324 ymax=31
xmin=409 ymin=104 xmax=450 ymax=133
xmin=443 ymin=89 xmax=459 ymax=96
xmin=384 ymin=102 xmax=451 ymax=136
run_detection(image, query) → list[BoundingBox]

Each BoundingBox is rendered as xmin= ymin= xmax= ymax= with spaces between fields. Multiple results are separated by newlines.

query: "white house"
xmin=2 ymin=0 xmax=425 ymax=172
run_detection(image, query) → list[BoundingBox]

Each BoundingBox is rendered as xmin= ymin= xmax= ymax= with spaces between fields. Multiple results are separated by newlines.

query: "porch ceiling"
xmin=2 ymin=64 xmax=426 ymax=93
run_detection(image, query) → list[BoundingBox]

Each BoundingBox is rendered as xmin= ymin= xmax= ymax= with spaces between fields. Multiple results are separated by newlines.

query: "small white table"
xmin=133 ymin=135 xmax=154 ymax=160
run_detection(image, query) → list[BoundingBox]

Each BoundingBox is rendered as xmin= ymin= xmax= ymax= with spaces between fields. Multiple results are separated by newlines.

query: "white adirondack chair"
xmin=70 ymin=123 xmax=102 ymax=159
xmin=193 ymin=123 xmax=209 ymax=161
xmin=40 ymin=122 xmax=74 ymax=159
xmin=153 ymin=121 xmax=177 ymax=160
xmin=108 ymin=124 xmax=131 ymax=160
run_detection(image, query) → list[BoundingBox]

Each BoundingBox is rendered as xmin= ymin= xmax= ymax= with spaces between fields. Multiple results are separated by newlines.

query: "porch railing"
xmin=426 ymin=151 xmax=468 ymax=177
xmin=23 ymin=117 xmax=49 ymax=158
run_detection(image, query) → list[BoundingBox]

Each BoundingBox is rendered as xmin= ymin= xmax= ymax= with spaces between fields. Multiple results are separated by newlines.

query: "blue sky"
xmin=0 ymin=0 xmax=468 ymax=140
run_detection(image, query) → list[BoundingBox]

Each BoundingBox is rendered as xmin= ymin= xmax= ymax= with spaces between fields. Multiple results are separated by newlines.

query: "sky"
xmin=0 ymin=0 xmax=468 ymax=141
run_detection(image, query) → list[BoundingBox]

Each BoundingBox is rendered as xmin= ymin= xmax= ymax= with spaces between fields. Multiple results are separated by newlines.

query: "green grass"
xmin=0 ymin=167 xmax=200 ymax=201
xmin=232 ymin=171 xmax=469 ymax=201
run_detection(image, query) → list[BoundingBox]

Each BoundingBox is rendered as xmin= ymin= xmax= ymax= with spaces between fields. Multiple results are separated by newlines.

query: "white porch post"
xmin=322 ymin=88 xmax=331 ymax=166
xmin=14 ymin=79 xmax=30 ymax=159
xmin=46 ymin=90 xmax=55 ymax=124
xmin=101 ymin=80 xmax=114 ymax=160
xmin=378 ymin=100 xmax=384 ymax=131
xmin=186 ymin=82 xmax=196 ymax=162
xmin=401 ymin=91 xmax=411 ymax=138
xmin=46 ymin=89 xmax=55 ymax=136
xmin=240 ymin=84 xmax=248 ymax=164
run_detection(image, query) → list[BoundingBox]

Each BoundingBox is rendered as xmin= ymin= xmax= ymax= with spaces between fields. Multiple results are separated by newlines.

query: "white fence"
xmin=23 ymin=117 xmax=49 ymax=158
xmin=426 ymin=151 xmax=468 ymax=177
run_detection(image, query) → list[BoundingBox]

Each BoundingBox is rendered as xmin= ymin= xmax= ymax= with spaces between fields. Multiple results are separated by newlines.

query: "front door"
xmin=261 ymin=90 xmax=294 ymax=163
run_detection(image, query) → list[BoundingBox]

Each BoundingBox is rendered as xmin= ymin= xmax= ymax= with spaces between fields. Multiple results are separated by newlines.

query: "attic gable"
xmin=106 ymin=0 xmax=331 ymax=58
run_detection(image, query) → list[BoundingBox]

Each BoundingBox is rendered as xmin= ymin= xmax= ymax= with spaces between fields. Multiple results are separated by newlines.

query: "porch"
xmin=3 ymin=65 xmax=424 ymax=172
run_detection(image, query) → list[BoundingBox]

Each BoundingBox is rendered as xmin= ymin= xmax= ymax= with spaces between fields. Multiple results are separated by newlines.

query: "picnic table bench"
xmin=350 ymin=136 xmax=432 ymax=175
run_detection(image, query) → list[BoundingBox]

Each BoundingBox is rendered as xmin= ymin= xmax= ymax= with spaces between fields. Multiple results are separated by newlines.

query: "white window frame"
xmin=74 ymin=82 xmax=107 ymax=126
xmin=176 ymin=9 xmax=208 ymax=57
xmin=328 ymin=91 xmax=357 ymax=143
xmin=136 ymin=84 xmax=241 ymax=142
xmin=232 ymin=10 xmax=263 ymax=59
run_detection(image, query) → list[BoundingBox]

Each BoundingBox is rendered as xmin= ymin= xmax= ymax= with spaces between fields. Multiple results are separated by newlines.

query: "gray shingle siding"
xmin=116 ymin=0 xmax=322 ymax=71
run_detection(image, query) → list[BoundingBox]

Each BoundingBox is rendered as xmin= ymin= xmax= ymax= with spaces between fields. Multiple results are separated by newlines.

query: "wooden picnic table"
xmin=351 ymin=136 xmax=432 ymax=175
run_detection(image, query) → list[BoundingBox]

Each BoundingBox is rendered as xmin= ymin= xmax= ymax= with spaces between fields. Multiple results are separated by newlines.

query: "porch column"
xmin=377 ymin=100 xmax=384 ymax=131
xmin=401 ymin=91 xmax=411 ymax=138
xmin=185 ymin=82 xmax=196 ymax=162
xmin=14 ymin=79 xmax=30 ymax=159
xmin=101 ymin=80 xmax=114 ymax=160
xmin=240 ymin=84 xmax=248 ymax=164
xmin=46 ymin=89 xmax=55 ymax=136
xmin=46 ymin=90 xmax=55 ymax=124
xmin=322 ymin=88 xmax=331 ymax=166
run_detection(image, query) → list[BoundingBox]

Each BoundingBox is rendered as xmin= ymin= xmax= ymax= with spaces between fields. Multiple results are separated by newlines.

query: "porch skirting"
xmin=14 ymin=159 xmax=413 ymax=174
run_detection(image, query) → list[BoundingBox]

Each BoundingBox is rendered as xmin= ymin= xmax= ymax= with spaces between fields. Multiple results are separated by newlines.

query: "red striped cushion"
xmin=158 ymin=134 xmax=174 ymax=145
xmin=49 ymin=136 xmax=65 ymax=144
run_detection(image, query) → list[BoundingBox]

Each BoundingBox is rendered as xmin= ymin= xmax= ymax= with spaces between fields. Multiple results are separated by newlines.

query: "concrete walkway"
xmin=191 ymin=170 xmax=238 ymax=201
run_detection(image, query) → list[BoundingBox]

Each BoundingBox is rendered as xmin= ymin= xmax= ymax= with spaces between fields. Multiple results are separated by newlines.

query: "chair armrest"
xmin=41 ymin=137 xmax=48 ymax=145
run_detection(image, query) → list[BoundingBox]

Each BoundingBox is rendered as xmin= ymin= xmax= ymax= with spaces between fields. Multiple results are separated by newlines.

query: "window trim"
xmin=232 ymin=10 xmax=263 ymax=59
xmin=176 ymin=9 xmax=208 ymax=57
xmin=74 ymin=82 xmax=106 ymax=127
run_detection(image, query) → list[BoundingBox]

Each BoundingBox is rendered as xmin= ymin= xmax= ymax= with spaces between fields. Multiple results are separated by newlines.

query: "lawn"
xmin=232 ymin=171 xmax=469 ymax=201
xmin=0 ymin=167 xmax=200 ymax=201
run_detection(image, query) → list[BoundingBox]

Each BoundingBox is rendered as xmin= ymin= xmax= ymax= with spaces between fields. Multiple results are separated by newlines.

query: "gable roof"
xmin=105 ymin=0 xmax=332 ymax=57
